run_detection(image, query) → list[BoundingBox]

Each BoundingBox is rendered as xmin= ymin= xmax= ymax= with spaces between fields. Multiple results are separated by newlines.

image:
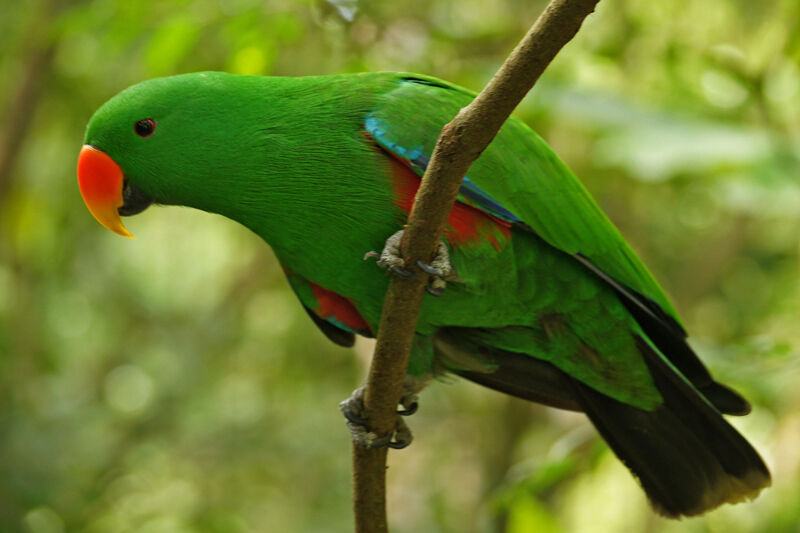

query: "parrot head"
xmin=77 ymin=71 xmax=263 ymax=237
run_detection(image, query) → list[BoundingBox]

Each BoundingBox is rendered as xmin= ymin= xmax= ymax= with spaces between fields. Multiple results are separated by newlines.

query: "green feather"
xmin=369 ymin=74 xmax=681 ymax=324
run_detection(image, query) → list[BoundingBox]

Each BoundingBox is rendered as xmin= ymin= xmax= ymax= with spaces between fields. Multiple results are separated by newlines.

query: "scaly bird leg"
xmin=364 ymin=229 xmax=456 ymax=296
xmin=339 ymin=376 xmax=427 ymax=449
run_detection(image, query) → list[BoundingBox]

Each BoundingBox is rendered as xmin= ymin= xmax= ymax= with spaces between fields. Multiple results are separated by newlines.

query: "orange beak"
xmin=77 ymin=145 xmax=134 ymax=238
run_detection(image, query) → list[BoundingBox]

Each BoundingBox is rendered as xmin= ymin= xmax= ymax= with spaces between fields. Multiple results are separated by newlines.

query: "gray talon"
xmin=388 ymin=438 xmax=410 ymax=449
xmin=339 ymin=387 xmax=392 ymax=449
xmin=340 ymin=385 xmax=415 ymax=449
xmin=368 ymin=434 xmax=393 ymax=449
xmin=417 ymin=259 xmax=443 ymax=277
xmin=421 ymin=240 xmax=454 ymax=294
xmin=370 ymin=230 xmax=412 ymax=280
xmin=389 ymin=265 xmax=415 ymax=279
xmin=426 ymin=285 xmax=445 ymax=297
xmin=339 ymin=379 xmax=428 ymax=450
xmin=370 ymin=229 xmax=456 ymax=294
xmin=342 ymin=409 xmax=368 ymax=426
xmin=387 ymin=416 xmax=412 ymax=449
xmin=397 ymin=402 xmax=418 ymax=416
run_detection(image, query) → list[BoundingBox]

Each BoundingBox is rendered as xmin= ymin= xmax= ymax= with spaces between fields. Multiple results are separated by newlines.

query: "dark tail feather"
xmin=435 ymin=328 xmax=770 ymax=517
xmin=573 ymin=254 xmax=751 ymax=416
xmin=457 ymin=348 xmax=581 ymax=412
xmin=570 ymin=337 xmax=770 ymax=517
xmin=432 ymin=328 xmax=581 ymax=411
xmin=701 ymin=381 xmax=751 ymax=416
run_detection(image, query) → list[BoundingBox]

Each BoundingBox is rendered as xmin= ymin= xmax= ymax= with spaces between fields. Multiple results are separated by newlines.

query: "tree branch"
xmin=0 ymin=43 xmax=56 ymax=204
xmin=351 ymin=1 xmax=601 ymax=531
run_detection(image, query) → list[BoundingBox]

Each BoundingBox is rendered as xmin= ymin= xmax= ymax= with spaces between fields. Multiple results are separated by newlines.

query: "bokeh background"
xmin=1 ymin=0 xmax=799 ymax=531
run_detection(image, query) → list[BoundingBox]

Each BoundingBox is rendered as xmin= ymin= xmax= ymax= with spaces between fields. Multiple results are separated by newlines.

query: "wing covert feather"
xmin=368 ymin=74 xmax=681 ymax=325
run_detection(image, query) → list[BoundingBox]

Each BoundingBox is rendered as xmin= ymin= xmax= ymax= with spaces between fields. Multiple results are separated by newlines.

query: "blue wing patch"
xmin=365 ymin=113 xmax=524 ymax=225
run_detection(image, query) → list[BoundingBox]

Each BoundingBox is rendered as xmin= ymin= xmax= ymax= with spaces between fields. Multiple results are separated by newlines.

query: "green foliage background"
xmin=1 ymin=0 xmax=798 ymax=531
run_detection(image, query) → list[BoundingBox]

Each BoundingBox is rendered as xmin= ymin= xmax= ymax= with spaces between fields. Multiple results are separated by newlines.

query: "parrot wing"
xmin=365 ymin=74 xmax=745 ymax=410
xmin=284 ymin=266 xmax=373 ymax=347
xmin=368 ymin=74 xmax=678 ymax=322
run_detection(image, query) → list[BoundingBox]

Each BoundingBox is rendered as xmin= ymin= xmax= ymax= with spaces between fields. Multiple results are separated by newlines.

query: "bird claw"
xmin=367 ymin=229 xmax=455 ymax=295
xmin=389 ymin=265 xmax=415 ymax=279
xmin=416 ymin=259 xmax=443 ymax=277
xmin=342 ymin=408 xmax=368 ymax=426
xmin=339 ymin=385 xmax=420 ymax=450
xmin=366 ymin=249 xmax=415 ymax=279
xmin=387 ymin=418 xmax=412 ymax=449
xmin=397 ymin=401 xmax=418 ymax=416
xmin=426 ymin=285 xmax=445 ymax=297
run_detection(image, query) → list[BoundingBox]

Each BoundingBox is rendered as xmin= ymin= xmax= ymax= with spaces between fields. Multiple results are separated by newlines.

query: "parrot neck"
xmin=156 ymin=73 xmax=404 ymax=291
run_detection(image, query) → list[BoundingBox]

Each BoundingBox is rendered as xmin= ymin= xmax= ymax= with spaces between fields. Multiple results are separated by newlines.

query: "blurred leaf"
xmin=146 ymin=16 xmax=201 ymax=76
xmin=506 ymin=495 xmax=564 ymax=533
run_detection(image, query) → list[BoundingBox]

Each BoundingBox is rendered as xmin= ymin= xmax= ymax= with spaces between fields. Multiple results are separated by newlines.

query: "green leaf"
xmin=507 ymin=495 xmax=564 ymax=533
xmin=145 ymin=16 xmax=200 ymax=76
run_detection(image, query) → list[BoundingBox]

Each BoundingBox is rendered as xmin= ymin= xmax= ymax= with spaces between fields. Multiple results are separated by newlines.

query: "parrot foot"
xmin=364 ymin=229 xmax=455 ymax=296
xmin=339 ymin=383 xmax=420 ymax=450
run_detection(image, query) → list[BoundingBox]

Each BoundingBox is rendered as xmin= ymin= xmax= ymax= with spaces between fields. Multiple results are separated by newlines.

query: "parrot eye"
xmin=134 ymin=119 xmax=156 ymax=138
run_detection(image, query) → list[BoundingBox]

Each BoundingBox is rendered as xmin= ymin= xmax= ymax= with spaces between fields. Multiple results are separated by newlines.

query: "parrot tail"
xmin=568 ymin=336 xmax=771 ymax=518
xmin=435 ymin=329 xmax=770 ymax=517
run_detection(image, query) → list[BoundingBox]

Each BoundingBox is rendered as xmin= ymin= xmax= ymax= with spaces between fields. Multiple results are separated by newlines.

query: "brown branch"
xmin=351 ymin=1 xmax=602 ymax=531
xmin=0 ymin=44 xmax=55 ymax=204
xmin=0 ymin=0 xmax=77 ymax=203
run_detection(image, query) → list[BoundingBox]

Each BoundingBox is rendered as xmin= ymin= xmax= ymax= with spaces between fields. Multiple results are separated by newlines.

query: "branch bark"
xmin=351 ymin=1 xmax=602 ymax=531
xmin=0 ymin=42 xmax=56 ymax=204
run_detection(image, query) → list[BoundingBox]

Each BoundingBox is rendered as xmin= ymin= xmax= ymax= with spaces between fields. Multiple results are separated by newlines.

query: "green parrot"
xmin=77 ymin=71 xmax=770 ymax=518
